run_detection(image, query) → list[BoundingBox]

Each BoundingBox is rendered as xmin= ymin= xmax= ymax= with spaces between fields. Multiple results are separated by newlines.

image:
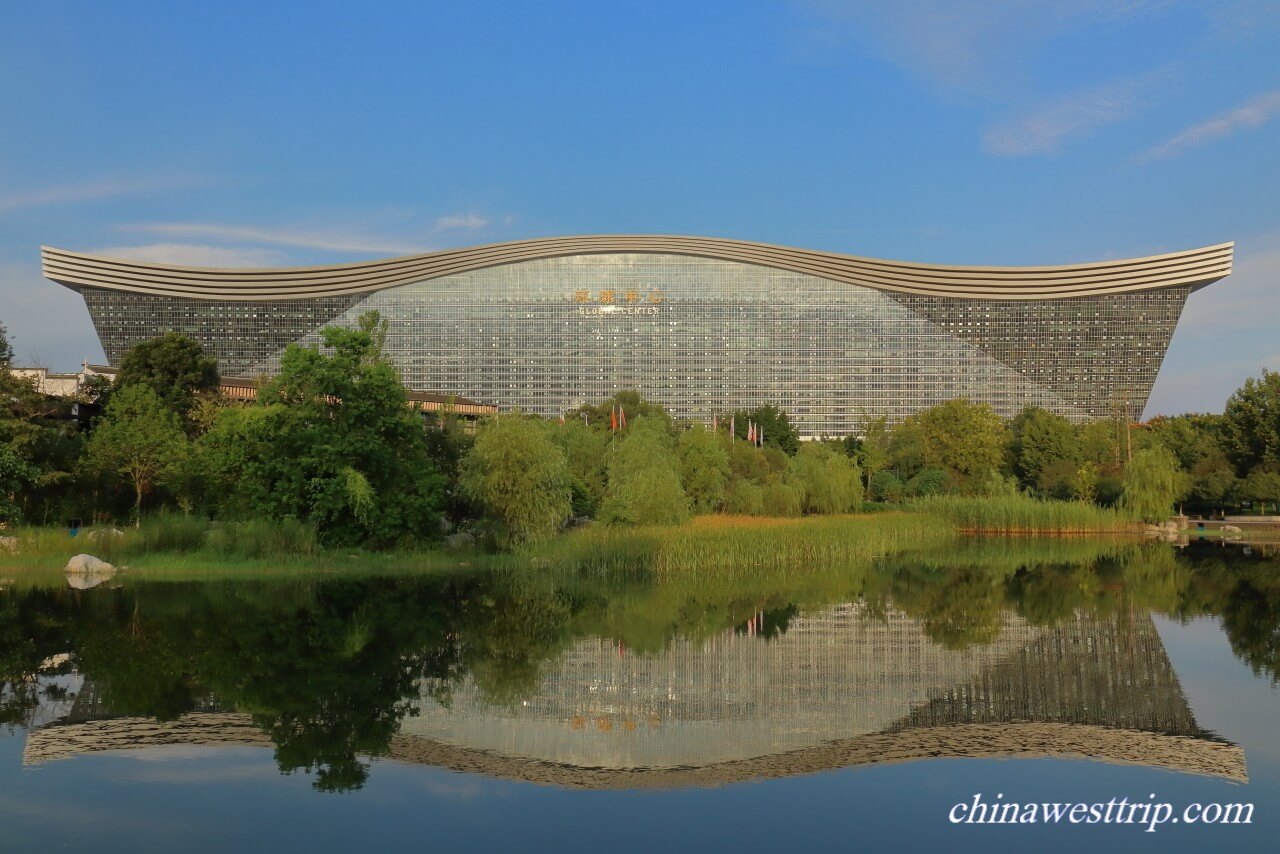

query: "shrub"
xmin=870 ymin=470 xmax=904 ymax=503
xmin=905 ymin=468 xmax=947 ymax=498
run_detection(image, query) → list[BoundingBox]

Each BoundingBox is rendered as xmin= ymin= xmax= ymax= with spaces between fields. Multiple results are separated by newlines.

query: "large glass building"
xmin=41 ymin=235 xmax=1233 ymax=437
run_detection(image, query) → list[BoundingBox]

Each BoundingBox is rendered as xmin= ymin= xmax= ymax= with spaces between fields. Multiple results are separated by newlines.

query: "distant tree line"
xmin=2 ymin=316 xmax=1279 ymax=548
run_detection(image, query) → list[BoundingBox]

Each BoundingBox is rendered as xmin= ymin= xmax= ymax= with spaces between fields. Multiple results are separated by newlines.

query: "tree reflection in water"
xmin=1 ymin=539 xmax=1277 ymax=790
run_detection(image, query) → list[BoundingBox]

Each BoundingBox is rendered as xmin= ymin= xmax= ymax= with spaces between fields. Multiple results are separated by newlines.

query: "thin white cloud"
xmin=796 ymin=1 xmax=1171 ymax=99
xmin=0 ymin=177 xmax=194 ymax=215
xmin=119 ymin=222 xmax=433 ymax=255
xmin=1143 ymin=88 xmax=1280 ymax=160
xmin=983 ymin=67 xmax=1179 ymax=156
xmin=93 ymin=243 xmax=291 ymax=267
xmin=433 ymin=212 xmax=489 ymax=231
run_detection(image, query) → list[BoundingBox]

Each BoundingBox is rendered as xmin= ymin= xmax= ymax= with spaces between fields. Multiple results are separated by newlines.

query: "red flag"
xmin=559 ymin=413 xmax=565 ymax=426
xmin=730 ymin=415 xmax=735 ymax=442
xmin=610 ymin=406 xmax=618 ymax=432
xmin=620 ymin=407 xmax=627 ymax=429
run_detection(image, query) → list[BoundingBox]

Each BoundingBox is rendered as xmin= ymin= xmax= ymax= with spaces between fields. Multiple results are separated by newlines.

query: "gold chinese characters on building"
xmin=573 ymin=289 xmax=664 ymax=304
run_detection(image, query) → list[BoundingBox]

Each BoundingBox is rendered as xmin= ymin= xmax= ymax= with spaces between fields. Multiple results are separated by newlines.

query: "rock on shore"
xmin=65 ymin=554 xmax=118 ymax=589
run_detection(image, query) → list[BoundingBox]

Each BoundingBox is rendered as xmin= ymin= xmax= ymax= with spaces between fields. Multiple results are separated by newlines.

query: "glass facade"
xmin=80 ymin=253 xmax=1192 ymax=437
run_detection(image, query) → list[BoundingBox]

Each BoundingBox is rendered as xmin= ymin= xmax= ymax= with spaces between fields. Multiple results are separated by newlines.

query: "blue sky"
xmin=1 ymin=0 xmax=1277 ymax=415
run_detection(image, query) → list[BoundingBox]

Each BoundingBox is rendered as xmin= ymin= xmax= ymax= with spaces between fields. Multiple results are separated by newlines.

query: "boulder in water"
xmin=66 ymin=553 xmax=115 ymax=573
xmin=65 ymin=554 xmax=118 ymax=590
xmin=66 ymin=571 xmax=116 ymax=590
xmin=65 ymin=553 xmax=117 ymax=576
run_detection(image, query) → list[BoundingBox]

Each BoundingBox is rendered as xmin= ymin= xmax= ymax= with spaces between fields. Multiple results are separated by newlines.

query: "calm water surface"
xmin=1 ymin=538 xmax=1277 ymax=852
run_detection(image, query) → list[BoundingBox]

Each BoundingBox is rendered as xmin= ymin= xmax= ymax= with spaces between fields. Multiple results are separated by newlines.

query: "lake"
xmin=1 ymin=537 xmax=1276 ymax=852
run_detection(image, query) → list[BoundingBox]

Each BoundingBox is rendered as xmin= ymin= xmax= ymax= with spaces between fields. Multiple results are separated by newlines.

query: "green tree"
xmin=1036 ymin=459 xmax=1082 ymax=500
xmin=791 ymin=442 xmax=862 ymax=514
xmin=857 ymin=416 xmax=890 ymax=492
xmin=870 ymin=469 xmax=904 ymax=503
xmin=1222 ymin=369 xmax=1280 ymax=472
xmin=980 ymin=469 xmax=1021 ymax=497
xmin=1186 ymin=452 xmax=1240 ymax=513
xmin=355 ymin=309 xmax=390 ymax=361
xmin=599 ymin=416 xmax=690 ymax=525
xmin=677 ymin=424 xmax=730 ymax=514
xmin=572 ymin=390 xmax=673 ymax=432
xmin=1071 ymin=462 xmax=1099 ymax=504
xmin=1078 ymin=419 xmax=1124 ymax=474
xmin=730 ymin=404 xmax=800 ymax=455
xmin=115 ymin=331 xmax=219 ymax=419
xmin=1146 ymin=413 xmax=1228 ymax=471
xmin=893 ymin=399 xmax=1007 ymax=493
xmin=1008 ymin=407 xmax=1083 ymax=494
xmin=725 ymin=435 xmax=771 ymax=482
xmin=85 ymin=385 xmax=188 ymax=522
xmin=0 ymin=367 xmax=80 ymax=523
xmin=1120 ymin=445 xmax=1185 ymax=523
xmin=202 ymin=324 xmax=444 ymax=547
xmin=724 ymin=478 xmax=764 ymax=514
xmin=0 ymin=443 xmax=36 ymax=523
xmin=0 ymin=319 xmax=12 ymax=365
xmin=1241 ymin=466 xmax=1280 ymax=515
xmin=459 ymin=414 xmax=571 ymax=546
xmin=760 ymin=477 xmax=803 ymax=516
xmin=422 ymin=415 xmax=478 ymax=523
xmin=551 ymin=419 xmax=609 ymax=516
xmin=904 ymin=468 xmax=947 ymax=497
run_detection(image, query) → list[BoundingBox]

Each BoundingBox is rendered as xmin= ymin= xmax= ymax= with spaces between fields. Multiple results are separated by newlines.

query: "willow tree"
xmin=677 ymin=424 xmax=730 ymax=514
xmin=459 ymin=414 xmax=571 ymax=547
xmin=599 ymin=416 xmax=690 ymax=525
xmin=1120 ymin=446 xmax=1185 ymax=523
xmin=791 ymin=442 xmax=862 ymax=514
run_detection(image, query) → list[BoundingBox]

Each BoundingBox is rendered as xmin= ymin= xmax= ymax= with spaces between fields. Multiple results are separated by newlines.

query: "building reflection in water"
xmin=21 ymin=604 xmax=1245 ymax=787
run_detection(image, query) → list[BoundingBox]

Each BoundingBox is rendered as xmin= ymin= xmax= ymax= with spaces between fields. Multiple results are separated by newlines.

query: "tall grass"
xmin=128 ymin=512 xmax=209 ymax=554
xmin=0 ymin=514 xmax=321 ymax=566
xmin=907 ymin=494 xmax=1135 ymax=534
xmin=529 ymin=512 xmax=957 ymax=579
xmin=205 ymin=518 xmax=319 ymax=559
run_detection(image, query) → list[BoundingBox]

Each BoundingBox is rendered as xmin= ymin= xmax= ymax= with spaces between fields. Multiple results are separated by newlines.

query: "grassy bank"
xmin=0 ymin=516 xmax=478 ymax=582
xmin=906 ymin=494 xmax=1136 ymax=534
xmin=1 ymin=512 xmax=958 ymax=581
xmin=0 ymin=498 xmax=1139 ymax=583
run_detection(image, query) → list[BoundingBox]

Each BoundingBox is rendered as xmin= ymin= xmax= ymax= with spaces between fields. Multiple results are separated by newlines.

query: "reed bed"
xmin=906 ymin=494 xmax=1136 ymax=534
xmin=533 ymin=512 xmax=957 ymax=579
